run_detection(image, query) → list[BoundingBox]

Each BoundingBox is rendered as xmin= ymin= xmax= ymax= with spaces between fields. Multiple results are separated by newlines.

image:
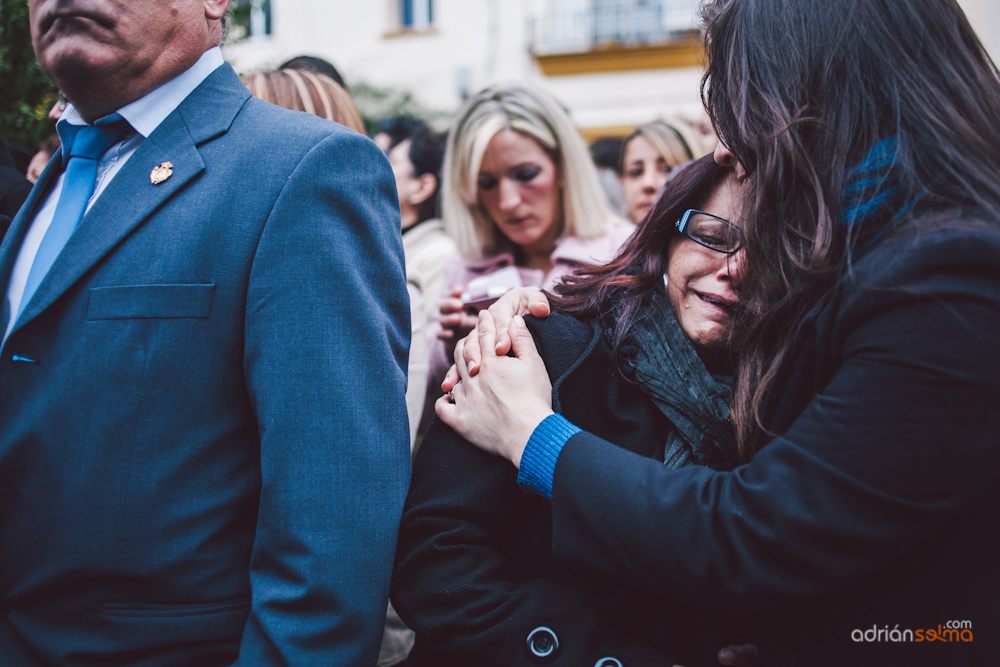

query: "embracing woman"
xmin=393 ymin=156 xmax=756 ymax=667
xmin=437 ymin=1 xmax=1000 ymax=665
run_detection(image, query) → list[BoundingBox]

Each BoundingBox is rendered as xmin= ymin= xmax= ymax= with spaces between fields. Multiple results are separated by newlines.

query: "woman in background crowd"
xmin=241 ymin=67 xmax=364 ymax=133
xmin=440 ymin=0 xmax=1000 ymax=664
xmin=428 ymin=84 xmax=633 ymax=391
xmin=387 ymin=122 xmax=457 ymax=450
xmin=374 ymin=115 xmax=423 ymax=154
xmin=395 ymin=155 xmax=755 ymax=667
xmin=620 ymin=118 xmax=708 ymax=224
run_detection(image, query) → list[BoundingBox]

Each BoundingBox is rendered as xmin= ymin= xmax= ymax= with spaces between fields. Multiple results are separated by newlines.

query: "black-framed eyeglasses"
xmin=675 ymin=209 xmax=741 ymax=254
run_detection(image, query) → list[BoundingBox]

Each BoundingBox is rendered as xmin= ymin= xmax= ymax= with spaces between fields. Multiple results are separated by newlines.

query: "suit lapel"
xmin=12 ymin=115 xmax=205 ymax=331
xmin=7 ymin=64 xmax=251 ymax=336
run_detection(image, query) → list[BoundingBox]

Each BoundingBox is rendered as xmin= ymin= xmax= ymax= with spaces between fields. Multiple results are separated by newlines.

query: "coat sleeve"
xmin=406 ymin=274 xmax=428 ymax=450
xmin=392 ymin=367 xmax=685 ymax=664
xmin=236 ymin=130 xmax=412 ymax=665
xmin=548 ymin=229 xmax=1000 ymax=613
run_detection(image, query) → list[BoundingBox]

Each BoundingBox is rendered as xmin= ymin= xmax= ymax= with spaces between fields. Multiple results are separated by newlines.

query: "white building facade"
xmin=224 ymin=0 xmax=1000 ymax=138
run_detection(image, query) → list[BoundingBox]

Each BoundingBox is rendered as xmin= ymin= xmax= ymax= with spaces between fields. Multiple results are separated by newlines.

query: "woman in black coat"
xmin=436 ymin=1 xmax=1000 ymax=665
xmin=392 ymin=157 xmax=754 ymax=667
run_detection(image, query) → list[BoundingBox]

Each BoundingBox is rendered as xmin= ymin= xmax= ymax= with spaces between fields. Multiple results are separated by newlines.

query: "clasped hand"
xmin=438 ymin=288 xmax=761 ymax=667
xmin=435 ymin=308 xmax=554 ymax=469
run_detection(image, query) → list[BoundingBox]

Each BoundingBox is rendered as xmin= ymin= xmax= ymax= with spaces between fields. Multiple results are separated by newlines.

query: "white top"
xmin=3 ymin=47 xmax=225 ymax=342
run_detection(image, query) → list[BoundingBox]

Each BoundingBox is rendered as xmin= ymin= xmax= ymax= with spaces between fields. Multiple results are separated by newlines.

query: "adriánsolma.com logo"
xmin=852 ymin=621 xmax=973 ymax=644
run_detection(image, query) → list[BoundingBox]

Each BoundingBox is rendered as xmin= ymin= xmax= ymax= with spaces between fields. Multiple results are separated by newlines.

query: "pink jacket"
xmin=425 ymin=221 xmax=635 ymax=393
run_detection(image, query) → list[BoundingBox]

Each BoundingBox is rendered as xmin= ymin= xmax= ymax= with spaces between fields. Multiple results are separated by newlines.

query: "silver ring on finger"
xmin=447 ymin=380 xmax=461 ymax=404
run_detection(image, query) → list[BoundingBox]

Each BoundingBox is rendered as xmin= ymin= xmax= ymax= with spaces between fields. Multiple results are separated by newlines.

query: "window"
xmin=537 ymin=0 xmax=700 ymax=54
xmin=228 ymin=0 xmax=272 ymax=40
xmin=398 ymin=0 xmax=434 ymax=31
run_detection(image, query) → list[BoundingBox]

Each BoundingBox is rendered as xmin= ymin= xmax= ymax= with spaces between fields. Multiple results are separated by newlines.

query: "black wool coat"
xmin=545 ymin=224 xmax=1000 ymax=667
xmin=392 ymin=313 xmax=749 ymax=667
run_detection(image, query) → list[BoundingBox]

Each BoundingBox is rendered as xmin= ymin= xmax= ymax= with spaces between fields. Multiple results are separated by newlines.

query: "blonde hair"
xmin=241 ymin=68 xmax=365 ymax=134
xmin=442 ymin=84 xmax=621 ymax=259
xmin=627 ymin=118 xmax=709 ymax=170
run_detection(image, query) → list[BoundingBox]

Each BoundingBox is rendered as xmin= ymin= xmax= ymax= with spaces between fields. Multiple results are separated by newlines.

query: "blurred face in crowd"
xmin=666 ymin=173 xmax=744 ymax=358
xmin=374 ymin=133 xmax=393 ymax=153
xmin=389 ymin=138 xmax=437 ymax=230
xmin=28 ymin=0 xmax=229 ymax=121
xmin=694 ymin=109 xmax=718 ymax=154
xmin=621 ymin=134 xmax=671 ymax=224
xmin=476 ymin=129 xmax=563 ymax=257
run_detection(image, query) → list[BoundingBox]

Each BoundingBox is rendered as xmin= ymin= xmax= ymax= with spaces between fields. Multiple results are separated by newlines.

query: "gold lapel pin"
xmin=150 ymin=161 xmax=173 ymax=185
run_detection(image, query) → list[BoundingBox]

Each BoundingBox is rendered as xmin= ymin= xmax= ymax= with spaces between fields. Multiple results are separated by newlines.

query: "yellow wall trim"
xmin=382 ymin=27 xmax=439 ymax=40
xmin=533 ymin=39 xmax=703 ymax=76
xmin=578 ymin=125 xmax=636 ymax=144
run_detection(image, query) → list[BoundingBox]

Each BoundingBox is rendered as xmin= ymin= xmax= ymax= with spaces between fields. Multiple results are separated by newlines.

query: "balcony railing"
xmin=531 ymin=0 xmax=701 ymax=55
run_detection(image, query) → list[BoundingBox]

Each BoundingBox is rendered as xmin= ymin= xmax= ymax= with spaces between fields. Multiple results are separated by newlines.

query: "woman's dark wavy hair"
xmin=702 ymin=0 xmax=1000 ymax=452
xmin=553 ymin=155 xmax=731 ymax=355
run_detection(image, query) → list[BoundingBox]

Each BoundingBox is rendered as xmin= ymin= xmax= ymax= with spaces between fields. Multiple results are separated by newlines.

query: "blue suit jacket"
xmin=0 ymin=64 xmax=411 ymax=666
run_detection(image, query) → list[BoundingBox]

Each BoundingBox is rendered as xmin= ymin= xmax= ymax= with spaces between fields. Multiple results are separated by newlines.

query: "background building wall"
xmin=224 ymin=0 xmax=1000 ymax=137
xmin=959 ymin=0 xmax=1000 ymax=66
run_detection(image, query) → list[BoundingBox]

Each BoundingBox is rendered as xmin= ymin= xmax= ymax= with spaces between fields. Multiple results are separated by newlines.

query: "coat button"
xmin=594 ymin=659 xmax=623 ymax=667
xmin=526 ymin=626 xmax=559 ymax=662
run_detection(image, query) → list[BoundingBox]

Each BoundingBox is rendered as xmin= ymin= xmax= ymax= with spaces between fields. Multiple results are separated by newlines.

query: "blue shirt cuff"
xmin=517 ymin=414 xmax=581 ymax=499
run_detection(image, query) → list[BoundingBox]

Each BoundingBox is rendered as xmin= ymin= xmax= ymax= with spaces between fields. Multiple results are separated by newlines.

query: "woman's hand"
xmin=437 ymin=286 xmax=480 ymax=361
xmin=435 ymin=311 xmax=554 ymax=468
xmin=441 ymin=286 xmax=552 ymax=392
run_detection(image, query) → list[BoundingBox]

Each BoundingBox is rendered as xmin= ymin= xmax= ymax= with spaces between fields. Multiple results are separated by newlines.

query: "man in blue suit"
xmin=0 ymin=1 xmax=411 ymax=665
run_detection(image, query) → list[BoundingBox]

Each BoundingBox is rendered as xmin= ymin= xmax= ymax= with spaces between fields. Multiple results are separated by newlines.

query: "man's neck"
xmin=61 ymin=43 xmax=217 ymax=123
xmin=58 ymin=47 xmax=225 ymax=146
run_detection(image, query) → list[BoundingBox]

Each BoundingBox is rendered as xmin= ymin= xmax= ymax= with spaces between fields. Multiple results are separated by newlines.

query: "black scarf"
xmin=613 ymin=289 xmax=739 ymax=471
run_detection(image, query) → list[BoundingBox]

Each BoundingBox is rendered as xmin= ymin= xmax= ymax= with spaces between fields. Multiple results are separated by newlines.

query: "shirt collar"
xmin=58 ymin=46 xmax=225 ymax=152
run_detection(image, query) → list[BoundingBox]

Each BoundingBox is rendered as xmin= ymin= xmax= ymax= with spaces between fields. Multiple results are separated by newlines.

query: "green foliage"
xmin=0 ymin=0 xmax=58 ymax=148
xmin=228 ymin=0 xmax=256 ymax=27
xmin=225 ymin=0 xmax=270 ymax=44
xmin=349 ymin=80 xmax=452 ymax=135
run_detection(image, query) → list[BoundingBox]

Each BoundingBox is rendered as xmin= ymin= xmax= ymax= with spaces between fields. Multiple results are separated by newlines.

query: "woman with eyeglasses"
xmin=435 ymin=0 xmax=1000 ymax=664
xmin=391 ymin=156 xmax=756 ymax=667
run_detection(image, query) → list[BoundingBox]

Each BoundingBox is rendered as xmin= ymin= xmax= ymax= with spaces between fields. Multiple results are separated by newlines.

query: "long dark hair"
xmin=702 ymin=0 xmax=1000 ymax=451
xmin=553 ymin=155 xmax=731 ymax=354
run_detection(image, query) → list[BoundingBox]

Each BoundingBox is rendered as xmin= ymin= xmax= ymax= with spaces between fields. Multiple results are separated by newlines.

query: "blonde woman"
xmin=621 ymin=118 xmax=709 ymax=223
xmin=428 ymin=84 xmax=633 ymax=390
xmin=240 ymin=68 xmax=365 ymax=133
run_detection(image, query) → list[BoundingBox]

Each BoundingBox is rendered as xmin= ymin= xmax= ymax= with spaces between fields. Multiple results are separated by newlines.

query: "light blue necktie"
xmin=15 ymin=114 xmax=132 ymax=325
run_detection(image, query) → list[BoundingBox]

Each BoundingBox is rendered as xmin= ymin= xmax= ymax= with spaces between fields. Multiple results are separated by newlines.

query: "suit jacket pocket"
xmin=87 ymin=283 xmax=215 ymax=320
xmin=100 ymin=596 xmax=250 ymax=618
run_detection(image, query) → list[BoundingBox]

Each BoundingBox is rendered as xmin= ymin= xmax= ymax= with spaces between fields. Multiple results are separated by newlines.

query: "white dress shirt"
xmin=3 ymin=47 xmax=225 ymax=342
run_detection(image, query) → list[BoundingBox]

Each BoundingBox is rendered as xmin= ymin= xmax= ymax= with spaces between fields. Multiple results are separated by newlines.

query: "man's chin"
xmin=40 ymin=46 xmax=124 ymax=86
